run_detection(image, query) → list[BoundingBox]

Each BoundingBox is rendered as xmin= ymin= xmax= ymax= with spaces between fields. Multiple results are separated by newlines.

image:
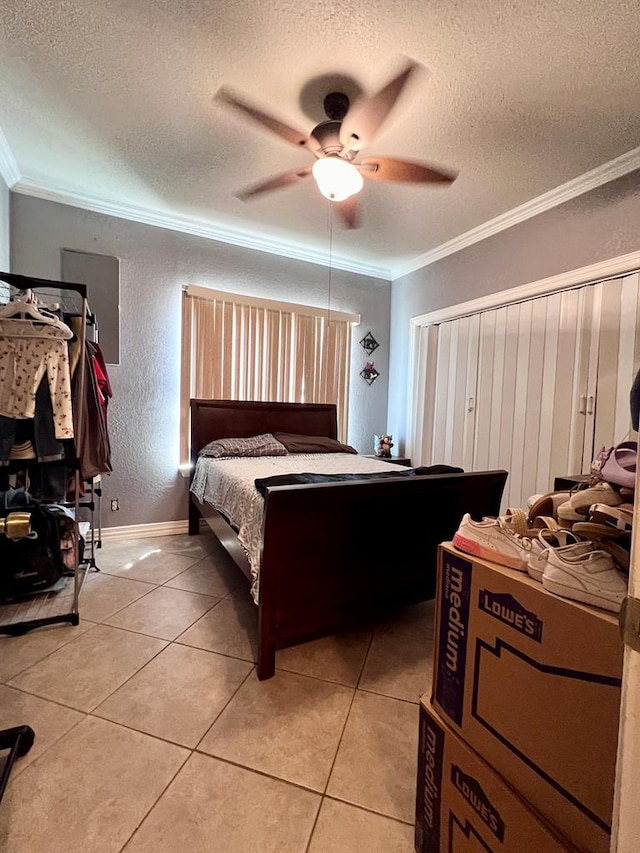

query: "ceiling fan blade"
xmin=360 ymin=156 xmax=457 ymax=184
xmin=339 ymin=60 xmax=420 ymax=151
xmin=215 ymin=87 xmax=309 ymax=149
xmin=334 ymin=195 xmax=360 ymax=229
xmin=235 ymin=167 xmax=312 ymax=201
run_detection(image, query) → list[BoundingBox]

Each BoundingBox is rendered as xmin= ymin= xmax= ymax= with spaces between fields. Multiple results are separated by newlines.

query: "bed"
xmin=188 ymin=398 xmax=507 ymax=679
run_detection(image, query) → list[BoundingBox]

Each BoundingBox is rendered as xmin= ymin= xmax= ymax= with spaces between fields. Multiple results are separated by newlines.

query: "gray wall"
xmin=0 ymin=175 xmax=8 ymax=272
xmin=388 ymin=169 xmax=640 ymax=450
xmin=10 ymin=193 xmax=391 ymax=526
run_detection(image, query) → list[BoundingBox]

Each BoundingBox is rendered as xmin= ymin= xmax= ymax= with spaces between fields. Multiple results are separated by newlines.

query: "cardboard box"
xmin=432 ymin=543 xmax=623 ymax=853
xmin=415 ymin=698 xmax=577 ymax=852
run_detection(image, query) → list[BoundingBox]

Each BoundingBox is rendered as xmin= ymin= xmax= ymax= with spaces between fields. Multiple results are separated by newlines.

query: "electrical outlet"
xmin=110 ymin=499 xmax=119 ymax=512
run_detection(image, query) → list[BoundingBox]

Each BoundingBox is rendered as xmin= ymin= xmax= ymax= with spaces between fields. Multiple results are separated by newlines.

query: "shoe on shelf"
xmin=541 ymin=545 xmax=628 ymax=613
xmin=527 ymin=528 xmax=587 ymax=582
xmin=502 ymin=507 xmax=559 ymax=534
xmin=572 ymin=521 xmax=629 ymax=541
xmin=568 ymin=481 xmax=625 ymax=516
xmin=527 ymin=491 xmax=571 ymax=522
xmin=556 ymin=501 xmax=583 ymax=524
xmin=588 ymin=503 xmax=634 ymax=533
xmin=453 ymin=513 xmax=534 ymax=571
xmin=592 ymin=538 xmax=631 ymax=573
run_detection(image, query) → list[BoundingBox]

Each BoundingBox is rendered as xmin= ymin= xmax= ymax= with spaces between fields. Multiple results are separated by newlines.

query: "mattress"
xmin=190 ymin=452 xmax=400 ymax=602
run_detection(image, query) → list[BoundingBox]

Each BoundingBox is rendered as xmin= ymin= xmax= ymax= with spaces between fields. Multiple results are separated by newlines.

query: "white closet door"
xmin=410 ymin=272 xmax=640 ymax=513
xmin=545 ymin=286 xmax=598 ymax=481
xmin=428 ymin=317 xmax=480 ymax=468
xmin=472 ymin=289 xmax=596 ymax=509
xmin=474 ymin=301 xmax=548 ymax=509
xmin=591 ymin=273 xmax=640 ymax=455
xmin=409 ymin=323 xmax=439 ymax=466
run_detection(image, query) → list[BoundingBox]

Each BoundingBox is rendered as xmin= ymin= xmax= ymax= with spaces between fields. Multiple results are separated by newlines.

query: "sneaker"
xmin=592 ymin=537 xmax=631 ymax=573
xmin=541 ymin=545 xmax=628 ymax=613
xmin=453 ymin=513 xmax=533 ymax=571
xmin=527 ymin=529 xmax=587 ymax=582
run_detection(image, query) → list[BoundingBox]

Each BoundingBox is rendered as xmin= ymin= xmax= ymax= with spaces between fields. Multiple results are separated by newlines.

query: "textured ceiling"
xmin=1 ymin=0 xmax=640 ymax=277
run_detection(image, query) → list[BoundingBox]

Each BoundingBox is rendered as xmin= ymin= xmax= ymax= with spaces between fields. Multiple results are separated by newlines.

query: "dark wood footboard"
xmin=256 ymin=470 xmax=506 ymax=678
xmin=190 ymin=468 xmax=506 ymax=679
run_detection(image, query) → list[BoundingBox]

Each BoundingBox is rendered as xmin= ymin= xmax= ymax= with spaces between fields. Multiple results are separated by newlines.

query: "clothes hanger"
xmin=0 ymin=300 xmax=73 ymax=339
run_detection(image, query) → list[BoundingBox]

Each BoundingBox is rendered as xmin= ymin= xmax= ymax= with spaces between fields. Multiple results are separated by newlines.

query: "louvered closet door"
xmin=426 ymin=314 xmax=480 ymax=469
xmin=589 ymin=273 xmax=640 ymax=458
xmin=473 ymin=288 xmax=598 ymax=509
xmin=411 ymin=274 xmax=639 ymax=513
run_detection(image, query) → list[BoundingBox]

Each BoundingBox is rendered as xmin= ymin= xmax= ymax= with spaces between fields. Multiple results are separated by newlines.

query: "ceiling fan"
xmin=214 ymin=59 xmax=457 ymax=228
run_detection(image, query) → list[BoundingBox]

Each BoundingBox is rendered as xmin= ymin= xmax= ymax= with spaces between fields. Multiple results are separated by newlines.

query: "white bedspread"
xmin=191 ymin=453 xmax=402 ymax=602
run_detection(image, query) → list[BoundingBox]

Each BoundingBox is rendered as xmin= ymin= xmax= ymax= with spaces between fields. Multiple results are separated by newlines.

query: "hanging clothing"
xmin=90 ymin=341 xmax=113 ymax=417
xmin=0 ymin=336 xmax=74 ymax=438
xmin=72 ymin=340 xmax=112 ymax=480
xmin=0 ymin=375 xmax=66 ymax=465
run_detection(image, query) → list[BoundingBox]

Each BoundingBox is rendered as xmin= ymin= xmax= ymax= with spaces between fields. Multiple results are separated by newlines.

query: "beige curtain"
xmin=180 ymin=289 xmax=354 ymax=463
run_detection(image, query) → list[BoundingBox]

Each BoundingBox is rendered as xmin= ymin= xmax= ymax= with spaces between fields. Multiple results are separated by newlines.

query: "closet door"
xmin=409 ymin=323 xmax=439 ymax=466
xmin=472 ymin=287 xmax=596 ymax=510
xmin=429 ymin=314 xmax=480 ymax=469
xmin=590 ymin=273 xmax=640 ymax=457
xmin=473 ymin=300 xmax=549 ymax=509
xmin=409 ymin=272 xmax=639 ymax=513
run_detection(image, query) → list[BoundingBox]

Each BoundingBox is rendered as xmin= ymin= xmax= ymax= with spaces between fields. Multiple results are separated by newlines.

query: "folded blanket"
xmin=254 ymin=464 xmax=464 ymax=497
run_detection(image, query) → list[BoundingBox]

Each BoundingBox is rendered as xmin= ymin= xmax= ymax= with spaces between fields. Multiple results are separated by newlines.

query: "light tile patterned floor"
xmin=0 ymin=532 xmax=435 ymax=852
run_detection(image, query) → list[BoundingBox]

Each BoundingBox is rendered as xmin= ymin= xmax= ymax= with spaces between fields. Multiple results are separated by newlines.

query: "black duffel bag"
xmin=0 ymin=498 xmax=64 ymax=598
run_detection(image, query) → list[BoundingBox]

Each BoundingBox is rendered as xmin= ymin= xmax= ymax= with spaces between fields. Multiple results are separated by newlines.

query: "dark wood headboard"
xmin=190 ymin=399 xmax=338 ymax=465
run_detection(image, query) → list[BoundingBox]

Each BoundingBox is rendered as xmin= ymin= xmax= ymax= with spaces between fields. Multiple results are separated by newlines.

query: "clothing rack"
xmin=0 ymin=271 xmax=92 ymax=635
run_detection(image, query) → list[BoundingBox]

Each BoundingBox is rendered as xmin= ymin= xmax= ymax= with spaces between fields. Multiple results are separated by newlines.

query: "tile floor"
xmin=0 ymin=530 xmax=435 ymax=852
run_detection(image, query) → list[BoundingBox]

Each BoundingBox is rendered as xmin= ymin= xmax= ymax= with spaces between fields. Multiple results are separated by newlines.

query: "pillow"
xmin=273 ymin=432 xmax=357 ymax=454
xmin=199 ymin=433 xmax=288 ymax=459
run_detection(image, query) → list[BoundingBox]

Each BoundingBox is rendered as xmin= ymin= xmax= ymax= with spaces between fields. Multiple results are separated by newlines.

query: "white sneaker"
xmin=527 ymin=529 xmax=587 ymax=582
xmin=541 ymin=545 xmax=628 ymax=612
xmin=453 ymin=514 xmax=533 ymax=571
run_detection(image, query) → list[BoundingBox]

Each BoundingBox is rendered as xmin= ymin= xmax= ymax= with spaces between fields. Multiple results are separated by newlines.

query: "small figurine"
xmin=376 ymin=434 xmax=394 ymax=458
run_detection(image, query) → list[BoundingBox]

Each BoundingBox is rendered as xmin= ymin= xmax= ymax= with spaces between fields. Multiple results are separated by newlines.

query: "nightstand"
xmin=362 ymin=455 xmax=412 ymax=467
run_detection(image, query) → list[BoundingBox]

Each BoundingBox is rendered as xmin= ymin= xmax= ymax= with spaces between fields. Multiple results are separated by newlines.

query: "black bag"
xmin=0 ymin=502 xmax=64 ymax=598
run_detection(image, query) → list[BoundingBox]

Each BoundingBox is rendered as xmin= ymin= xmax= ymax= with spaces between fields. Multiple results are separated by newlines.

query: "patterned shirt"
xmin=0 ymin=337 xmax=74 ymax=438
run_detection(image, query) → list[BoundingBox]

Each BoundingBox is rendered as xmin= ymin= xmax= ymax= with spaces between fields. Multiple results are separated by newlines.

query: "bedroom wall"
xmin=388 ymin=168 xmax=640 ymax=450
xmin=10 ymin=193 xmax=391 ymax=527
xmin=0 ymin=174 xmax=9 ymax=272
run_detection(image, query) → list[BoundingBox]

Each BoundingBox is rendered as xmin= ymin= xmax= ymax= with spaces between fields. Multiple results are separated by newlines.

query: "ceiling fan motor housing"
xmin=309 ymin=120 xmax=356 ymax=160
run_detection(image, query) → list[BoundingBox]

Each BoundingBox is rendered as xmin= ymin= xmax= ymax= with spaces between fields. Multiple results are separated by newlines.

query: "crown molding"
xmin=0 ymin=127 xmax=20 ymax=188
xmin=410 ymin=248 xmax=640 ymax=327
xmin=11 ymin=142 xmax=640 ymax=283
xmin=391 ymin=144 xmax=640 ymax=280
xmin=12 ymin=178 xmax=391 ymax=280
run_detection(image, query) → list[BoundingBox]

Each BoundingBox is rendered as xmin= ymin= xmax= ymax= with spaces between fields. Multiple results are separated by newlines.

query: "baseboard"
xmin=101 ymin=519 xmax=195 ymax=542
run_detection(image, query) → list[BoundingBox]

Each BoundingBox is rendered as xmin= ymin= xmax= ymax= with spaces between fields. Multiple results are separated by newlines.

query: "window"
xmin=180 ymin=285 xmax=358 ymax=463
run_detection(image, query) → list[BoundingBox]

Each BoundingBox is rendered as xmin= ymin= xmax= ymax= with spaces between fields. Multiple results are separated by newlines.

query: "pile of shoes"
xmin=453 ymin=483 xmax=633 ymax=614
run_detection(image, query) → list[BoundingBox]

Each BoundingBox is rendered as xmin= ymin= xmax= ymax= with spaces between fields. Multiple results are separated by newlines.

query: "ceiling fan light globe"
xmin=312 ymin=157 xmax=363 ymax=202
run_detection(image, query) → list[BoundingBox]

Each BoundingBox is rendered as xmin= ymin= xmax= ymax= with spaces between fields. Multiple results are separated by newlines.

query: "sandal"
xmin=528 ymin=492 xmax=571 ymax=523
xmin=530 ymin=515 xmax=560 ymax=531
xmin=588 ymin=503 xmax=633 ymax=532
xmin=572 ymin=520 xmax=630 ymax=540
